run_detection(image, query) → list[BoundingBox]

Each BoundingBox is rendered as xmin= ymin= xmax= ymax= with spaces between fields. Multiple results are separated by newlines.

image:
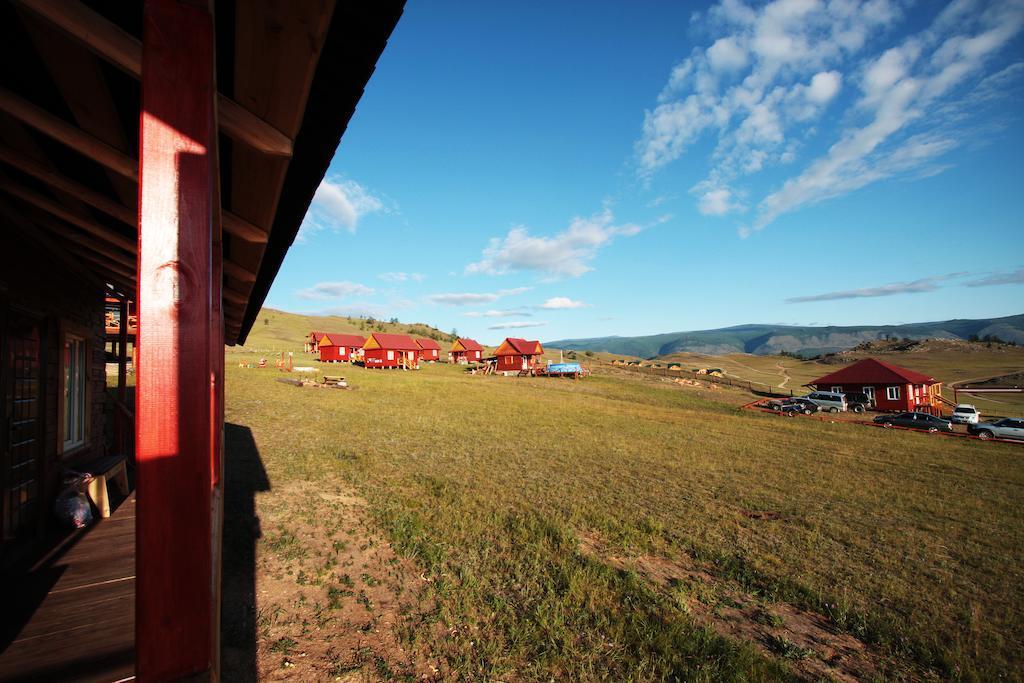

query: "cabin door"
xmin=863 ymin=386 xmax=875 ymax=407
xmin=0 ymin=308 xmax=45 ymax=559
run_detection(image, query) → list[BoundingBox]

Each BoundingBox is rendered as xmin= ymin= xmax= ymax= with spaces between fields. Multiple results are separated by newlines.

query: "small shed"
xmin=363 ymin=333 xmax=420 ymax=369
xmin=809 ymin=357 xmax=942 ymax=412
xmin=318 ymin=333 xmax=365 ymax=363
xmin=495 ymin=338 xmax=544 ymax=373
xmin=416 ymin=337 xmax=441 ymax=362
xmin=450 ymin=338 xmax=484 ymax=364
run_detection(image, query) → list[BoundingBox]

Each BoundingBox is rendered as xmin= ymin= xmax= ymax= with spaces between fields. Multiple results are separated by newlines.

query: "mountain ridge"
xmin=547 ymin=314 xmax=1024 ymax=358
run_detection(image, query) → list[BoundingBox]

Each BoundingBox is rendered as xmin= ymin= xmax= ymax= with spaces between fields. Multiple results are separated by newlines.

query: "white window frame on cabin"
xmin=831 ymin=386 xmax=842 ymax=394
xmin=886 ymin=386 xmax=900 ymax=401
xmin=386 ymin=350 xmax=394 ymax=361
xmin=62 ymin=333 xmax=88 ymax=453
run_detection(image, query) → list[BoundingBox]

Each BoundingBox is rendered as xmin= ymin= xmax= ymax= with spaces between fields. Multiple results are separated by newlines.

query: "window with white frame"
xmin=831 ymin=386 xmax=842 ymax=394
xmin=886 ymin=386 xmax=900 ymax=401
xmin=386 ymin=350 xmax=394 ymax=360
xmin=63 ymin=335 xmax=88 ymax=451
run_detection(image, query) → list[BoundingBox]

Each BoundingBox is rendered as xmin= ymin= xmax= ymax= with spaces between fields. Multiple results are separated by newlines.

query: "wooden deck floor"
xmin=0 ymin=496 xmax=135 ymax=683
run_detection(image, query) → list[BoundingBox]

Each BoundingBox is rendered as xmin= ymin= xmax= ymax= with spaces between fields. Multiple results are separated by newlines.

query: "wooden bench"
xmin=322 ymin=375 xmax=347 ymax=387
xmin=82 ymin=454 xmax=130 ymax=519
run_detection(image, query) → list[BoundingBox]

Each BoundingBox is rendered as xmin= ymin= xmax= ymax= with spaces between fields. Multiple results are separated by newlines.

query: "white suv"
xmin=951 ymin=404 xmax=980 ymax=425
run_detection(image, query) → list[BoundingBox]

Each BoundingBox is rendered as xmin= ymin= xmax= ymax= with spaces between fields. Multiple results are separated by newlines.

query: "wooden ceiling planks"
xmin=20 ymin=9 xmax=138 ymax=207
xmin=225 ymin=0 xmax=335 ymax=338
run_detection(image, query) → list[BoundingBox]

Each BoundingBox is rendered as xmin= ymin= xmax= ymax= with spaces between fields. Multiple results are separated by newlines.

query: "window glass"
xmin=886 ymin=386 xmax=900 ymax=400
xmin=63 ymin=336 xmax=87 ymax=451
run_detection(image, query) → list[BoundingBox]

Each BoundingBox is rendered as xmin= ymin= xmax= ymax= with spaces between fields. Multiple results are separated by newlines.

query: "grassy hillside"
xmin=224 ymin=357 xmax=1024 ymax=680
xmin=238 ymin=308 xmax=456 ymax=353
xmin=550 ymin=314 xmax=1024 ymax=357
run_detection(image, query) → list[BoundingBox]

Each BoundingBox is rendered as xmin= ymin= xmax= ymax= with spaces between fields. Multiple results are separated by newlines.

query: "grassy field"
xmin=223 ymin=348 xmax=1024 ymax=681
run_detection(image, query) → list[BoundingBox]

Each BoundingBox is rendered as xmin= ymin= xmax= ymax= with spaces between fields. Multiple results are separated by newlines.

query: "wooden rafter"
xmin=0 ymin=144 xmax=135 ymax=223
xmin=0 ymin=86 xmax=137 ymax=180
xmin=14 ymin=0 xmax=293 ymax=158
xmin=0 ymin=124 xmax=267 ymax=244
xmin=0 ymin=175 xmax=135 ymax=251
xmin=29 ymin=211 xmax=135 ymax=269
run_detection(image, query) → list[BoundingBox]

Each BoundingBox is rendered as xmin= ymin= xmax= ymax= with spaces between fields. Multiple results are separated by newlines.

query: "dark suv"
xmin=844 ymin=392 xmax=872 ymax=413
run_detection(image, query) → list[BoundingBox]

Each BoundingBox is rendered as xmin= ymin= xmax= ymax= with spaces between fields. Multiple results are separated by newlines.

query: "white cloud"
xmin=786 ymin=272 xmax=968 ymax=302
xmin=466 ymin=209 xmax=641 ymax=279
xmin=427 ymin=287 xmax=530 ymax=307
xmin=696 ymin=186 xmax=744 ymax=216
xmin=641 ymin=0 xmax=1024 ymax=233
xmin=707 ymin=37 xmax=749 ymax=72
xmin=298 ymin=177 xmax=385 ymax=238
xmin=752 ymin=0 xmax=1024 ymax=232
xmin=464 ymin=309 xmax=532 ymax=318
xmin=538 ymin=297 xmax=588 ymax=310
xmin=379 ymin=272 xmax=425 ymax=283
xmin=807 ymin=70 xmax=842 ymax=103
xmin=296 ymin=281 xmax=374 ymax=301
xmin=964 ymin=268 xmax=1024 ymax=287
xmin=488 ymin=321 xmax=548 ymax=330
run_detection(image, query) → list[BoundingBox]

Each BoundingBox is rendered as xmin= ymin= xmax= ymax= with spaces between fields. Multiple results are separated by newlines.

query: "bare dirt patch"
xmin=248 ymin=481 xmax=442 ymax=681
xmin=578 ymin=531 xmax=893 ymax=682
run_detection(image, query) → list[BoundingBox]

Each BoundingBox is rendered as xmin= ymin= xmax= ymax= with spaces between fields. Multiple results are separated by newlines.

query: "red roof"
xmin=320 ymin=333 xmax=365 ymax=348
xmin=457 ymin=337 xmax=483 ymax=351
xmin=811 ymin=358 xmax=938 ymax=386
xmin=369 ymin=333 xmax=420 ymax=351
xmin=309 ymin=330 xmax=324 ymax=338
xmin=415 ymin=338 xmax=441 ymax=350
xmin=497 ymin=337 xmax=542 ymax=355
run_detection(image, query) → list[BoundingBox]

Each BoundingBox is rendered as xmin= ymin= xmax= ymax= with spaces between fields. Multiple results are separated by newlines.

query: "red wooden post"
xmin=136 ymin=0 xmax=217 ymax=679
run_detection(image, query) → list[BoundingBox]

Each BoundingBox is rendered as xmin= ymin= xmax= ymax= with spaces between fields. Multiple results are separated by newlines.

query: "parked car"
xmin=768 ymin=397 xmax=820 ymax=415
xmin=844 ymin=391 xmax=872 ymax=413
xmin=802 ymin=391 xmax=847 ymax=413
xmin=873 ymin=412 xmax=954 ymax=432
xmin=950 ymin=404 xmax=980 ymax=425
xmin=968 ymin=418 xmax=1024 ymax=440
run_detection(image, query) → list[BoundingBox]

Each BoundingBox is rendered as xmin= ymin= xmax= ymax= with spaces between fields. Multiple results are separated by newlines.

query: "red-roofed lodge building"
xmin=416 ymin=337 xmax=441 ymax=362
xmin=450 ymin=337 xmax=483 ymax=364
xmin=363 ymin=333 xmax=420 ymax=369
xmin=318 ymin=333 xmax=366 ymax=363
xmin=809 ymin=358 xmax=943 ymax=412
xmin=496 ymin=338 xmax=544 ymax=374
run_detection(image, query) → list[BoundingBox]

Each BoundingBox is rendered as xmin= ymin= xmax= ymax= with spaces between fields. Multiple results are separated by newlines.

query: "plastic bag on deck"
xmin=53 ymin=471 xmax=95 ymax=529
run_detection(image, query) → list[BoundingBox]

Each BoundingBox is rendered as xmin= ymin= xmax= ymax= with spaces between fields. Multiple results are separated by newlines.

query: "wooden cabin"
xmin=363 ymin=333 xmax=420 ymax=369
xmin=450 ymin=337 xmax=483 ymax=364
xmin=416 ymin=337 xmax=441 ymax=362
xmin=318 ymin=333 xmax=365 ymax=363
xmin=0 ymin=2 xmax=403 ymax=680
xmin=496 ymin=338 xmax=544 ymax=373
xmin=809 ymin=358 xmax=943 ymax=412
xmin=306 ymin=330 xmax=325 ymax=354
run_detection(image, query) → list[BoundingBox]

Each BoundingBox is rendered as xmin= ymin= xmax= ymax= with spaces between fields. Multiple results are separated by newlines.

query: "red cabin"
xmin=809 ymin=358 xmax=943 ymax=412
xmin=318 ymin=333 xmax=365 ymax=363
xmin=496 ymin=338 xmax=544 ymax=374
xmin=363 ymin=333 xmax=420 ymax=369
xmin=306 ymin=331 xmax=325 ymax=354
xmin=416 ymin=337 xmax=441 ymax=362
xmin=450 ymin=337 xmax=484 ymax=364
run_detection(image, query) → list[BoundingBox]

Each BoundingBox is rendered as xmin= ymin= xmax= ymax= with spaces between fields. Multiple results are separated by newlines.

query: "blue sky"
xmin=264 ymin=0 xmax=1024 ymax=345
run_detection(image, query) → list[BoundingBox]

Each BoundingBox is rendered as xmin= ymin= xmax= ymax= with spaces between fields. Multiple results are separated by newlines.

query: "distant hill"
xmin=238 ymin=308 xmax=455 ymax=352
xmin=548 ymin=314 xmax=1024 ymax=359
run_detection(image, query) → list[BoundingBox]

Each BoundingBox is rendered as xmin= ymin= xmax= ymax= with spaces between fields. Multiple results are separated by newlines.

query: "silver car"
xmin=968 ymin=418 xmax=1024 ymax=441
xmin=802 ymin=391 xmax=847 ymax=413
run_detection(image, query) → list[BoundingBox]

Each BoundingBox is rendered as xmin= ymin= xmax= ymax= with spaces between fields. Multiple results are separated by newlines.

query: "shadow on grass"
xmin=221 ymin=423 xmax=270 ymax=681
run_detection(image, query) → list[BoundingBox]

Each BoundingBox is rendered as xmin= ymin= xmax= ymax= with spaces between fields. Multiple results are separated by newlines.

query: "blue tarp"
xmin=547 ymin=363 xmax=582 ymax=373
